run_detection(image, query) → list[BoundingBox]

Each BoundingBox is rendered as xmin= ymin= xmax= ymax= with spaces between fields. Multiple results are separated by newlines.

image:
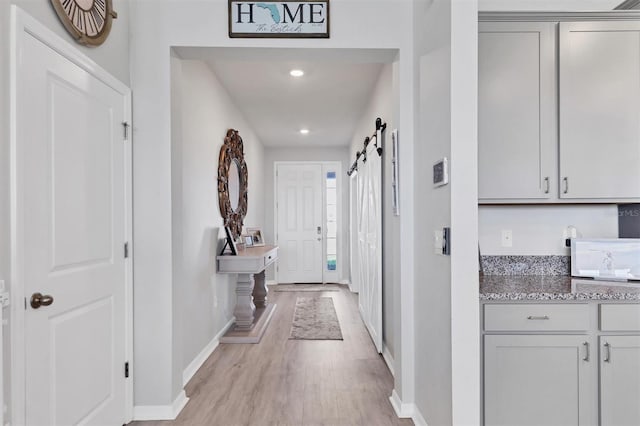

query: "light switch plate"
xmin=434 ymin=230 xmax=442 ymax=254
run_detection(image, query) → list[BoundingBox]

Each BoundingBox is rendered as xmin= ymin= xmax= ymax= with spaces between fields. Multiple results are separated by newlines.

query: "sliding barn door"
xmin=355 ymin=142 xmax=383 ymax=353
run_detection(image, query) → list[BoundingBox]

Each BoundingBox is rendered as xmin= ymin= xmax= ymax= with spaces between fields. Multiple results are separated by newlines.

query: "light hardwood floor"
xmin=130 ymin=285 xmax=413 ymax=426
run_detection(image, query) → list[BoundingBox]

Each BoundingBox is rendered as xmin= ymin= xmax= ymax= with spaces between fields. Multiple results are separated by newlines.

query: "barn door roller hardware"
xmin=347 ymin=117 xmax=386 ymax=176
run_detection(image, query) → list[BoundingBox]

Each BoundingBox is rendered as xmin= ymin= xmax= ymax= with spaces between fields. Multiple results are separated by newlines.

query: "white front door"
xmin=276 ymin=164 xmax=323 ymax=283
xmin=16 ymin=28 xmax=130 ymax=426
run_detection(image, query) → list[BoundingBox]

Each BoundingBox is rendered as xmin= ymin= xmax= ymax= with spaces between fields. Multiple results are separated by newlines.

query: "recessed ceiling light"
xmin=290 ymin=69 xmax=304 ymax=77
xmin=300 ymin=129 xmax=310 ymax=135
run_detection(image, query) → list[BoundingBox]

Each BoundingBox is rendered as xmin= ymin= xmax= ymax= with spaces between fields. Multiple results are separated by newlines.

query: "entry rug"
xmin=273 ymin=284 xmax=341 ymax=292
xmin=289 ymin=297 xmax=344 ymax=340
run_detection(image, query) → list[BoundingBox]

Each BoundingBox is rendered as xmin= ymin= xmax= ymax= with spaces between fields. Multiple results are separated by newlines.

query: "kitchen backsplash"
xmin=481 ymin=255 xmax=570 ymax=276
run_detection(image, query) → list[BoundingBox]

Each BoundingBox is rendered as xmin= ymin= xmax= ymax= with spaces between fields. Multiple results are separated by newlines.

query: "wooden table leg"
xmin=252 ymin=270 xmax=268 ymax=308
xmin=234 ymin=273 xmax=256 ymax=329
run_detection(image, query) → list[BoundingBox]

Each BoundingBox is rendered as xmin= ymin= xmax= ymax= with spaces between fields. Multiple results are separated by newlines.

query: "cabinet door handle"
xmin=604 ymin=342 xmax=611 ymax=363
xmin=583 ymin=342 xmax=589 ymax=361
xmin=563 ymin=177 xmax=569 ymax=194
xmin=543 ymin=177 xmax=550 ymax=194
xmin=527 ymin=315 xmax=550 ymax=320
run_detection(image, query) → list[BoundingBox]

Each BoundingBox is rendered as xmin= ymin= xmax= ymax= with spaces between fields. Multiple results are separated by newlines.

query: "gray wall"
xmin=0 ymin=1 xmax=130 ymax=420
xmin=479 ymin=205 xmax=619 ymax=255
xmin=263 ymin=147 xmax=350 ymax=282
xmin=413 ymin=0 xmax=479 ymax=424
xmin=171 ymin=58 xmax=265 ymax=380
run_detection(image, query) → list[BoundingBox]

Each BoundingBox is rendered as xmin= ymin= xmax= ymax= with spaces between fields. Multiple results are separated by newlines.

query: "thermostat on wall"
xmin=433 ymin=157 xmax=449 ymax=187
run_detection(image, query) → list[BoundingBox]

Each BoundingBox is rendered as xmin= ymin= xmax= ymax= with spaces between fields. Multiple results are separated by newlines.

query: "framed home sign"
xmin=228 ymin=0 xmax=330 ymax=38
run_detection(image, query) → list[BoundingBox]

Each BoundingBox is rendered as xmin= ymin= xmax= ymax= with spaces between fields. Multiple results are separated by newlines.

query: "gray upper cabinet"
xmin=559 ymin=21 xmax=640 ymax=200
xmin=599 ymin=335 xmax=640 ymax=426
xmin=479 ymin=22 xmax=556 ymax=201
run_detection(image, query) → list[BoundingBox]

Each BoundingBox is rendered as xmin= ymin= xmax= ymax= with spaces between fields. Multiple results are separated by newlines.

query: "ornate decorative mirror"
xmin=218 ymin=129 xmax=248 ymax=239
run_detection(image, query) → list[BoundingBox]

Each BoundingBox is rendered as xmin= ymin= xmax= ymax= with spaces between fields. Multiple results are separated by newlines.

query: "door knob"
xmin=30 ymin=292 xmax=54 ymax=309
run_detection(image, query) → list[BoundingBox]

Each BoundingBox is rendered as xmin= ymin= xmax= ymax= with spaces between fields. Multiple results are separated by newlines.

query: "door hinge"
xmin=125 ymin=361 xmax=130 ymax=378
xmin=123 ymin=122 xmax=130 ymax=140
xmin=124 ymin=242 xmax=129 ymax=259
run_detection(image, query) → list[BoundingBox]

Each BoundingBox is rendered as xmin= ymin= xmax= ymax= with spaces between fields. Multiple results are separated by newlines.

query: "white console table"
xmin=217 ymin=245 xmax=278 ymax=343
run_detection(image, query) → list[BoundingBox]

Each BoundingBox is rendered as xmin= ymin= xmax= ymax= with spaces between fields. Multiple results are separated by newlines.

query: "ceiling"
xmin=176 ymin=47 xmax=397 ymax=148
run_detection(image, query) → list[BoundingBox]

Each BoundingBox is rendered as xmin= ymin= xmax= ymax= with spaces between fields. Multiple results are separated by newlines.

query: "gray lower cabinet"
xmin=599 ymin=336 xmax=640 ymax=426
xmin=483 ymin=302 xmax=640 ymax=425
xmin=484 ymin=334 xmax=594 ymax=426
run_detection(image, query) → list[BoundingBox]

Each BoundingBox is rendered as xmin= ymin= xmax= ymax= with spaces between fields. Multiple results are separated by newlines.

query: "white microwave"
xmin=571 ymin=238 xmax=640 ymax=281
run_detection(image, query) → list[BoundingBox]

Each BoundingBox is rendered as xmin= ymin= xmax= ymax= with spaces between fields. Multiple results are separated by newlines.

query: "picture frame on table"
xmin=243 ymin=235 xmax=254 ymax=247
xmin=221 ymin=225 xmax=238 ymax=255
xmin=246 ymin=227 xmax=265 ymax=247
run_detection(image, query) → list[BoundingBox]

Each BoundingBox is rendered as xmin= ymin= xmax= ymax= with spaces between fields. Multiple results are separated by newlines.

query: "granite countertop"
xmin=480 ymin=275 xmax=640 ymax=301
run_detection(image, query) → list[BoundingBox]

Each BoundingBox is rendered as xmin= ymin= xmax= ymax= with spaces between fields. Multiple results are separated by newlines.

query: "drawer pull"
xmin=527 ymin=315 xmax=550 ymax=320
xmin=604 ymin=342 xmax=611 ymax=363
xmin=582 ymin=342 xmax=589 ymax=362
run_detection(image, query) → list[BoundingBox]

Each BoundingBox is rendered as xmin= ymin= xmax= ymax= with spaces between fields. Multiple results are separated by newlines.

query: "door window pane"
xmin=326 ymin=171 xmax=337 ymax=271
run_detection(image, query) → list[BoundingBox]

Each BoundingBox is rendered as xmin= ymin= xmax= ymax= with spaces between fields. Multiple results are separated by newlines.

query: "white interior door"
xmin=356 ymin=142 xmax=383 ymax=353
xmin=16 ymin=29 xmax=129 ymax=426
xmin=276 ymin=164 xmax=323 ymax=283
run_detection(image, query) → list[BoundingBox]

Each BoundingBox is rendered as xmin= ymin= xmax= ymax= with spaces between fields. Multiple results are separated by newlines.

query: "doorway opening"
xmin=169 ymin=45 xmax=398 ymax=384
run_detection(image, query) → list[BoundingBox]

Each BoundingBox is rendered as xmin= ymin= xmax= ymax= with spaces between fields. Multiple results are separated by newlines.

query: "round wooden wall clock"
xmin=50 ymin=0 xmax=118 ymax=46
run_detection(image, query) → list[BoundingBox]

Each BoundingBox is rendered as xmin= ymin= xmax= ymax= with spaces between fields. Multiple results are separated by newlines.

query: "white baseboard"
xmin=182 ymin=317 xmax=235 ymax=386
xmin=389 ymin=390 xmax=412 ymax=418
xmin=382 ymin=344 xmax=395 ymax=377
xmin=338 ymin=279 xmax=350 ymax=286
xmin=266 ymin=280 xmax=278 ymax=286
xmin=412 ymin=406 xmax=428 ymax=426
xmin=133 ymin=390 xmax=189 ymax=421
xmin=389 ymin=390 xmax=428 ymax=426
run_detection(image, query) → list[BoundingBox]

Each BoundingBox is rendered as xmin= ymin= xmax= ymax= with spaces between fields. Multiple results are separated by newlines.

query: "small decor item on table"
xmin=246 ymin=227 xmax=265 ymax=247
xmin=221 ymin=226 xmax=238 ymax=255
xmin=243 ymin=235 xmax=254 ymax=248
